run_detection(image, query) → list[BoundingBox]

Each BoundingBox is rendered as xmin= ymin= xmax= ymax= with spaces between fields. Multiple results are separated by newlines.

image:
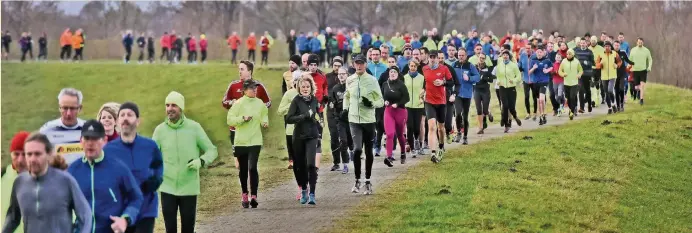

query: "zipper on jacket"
xmin=35 ymin=182 xmax=40 ymax=214
xmin=90 ymin=163 xmax=96 ymax=233
xmin=109 ymin=188 xmax=118 ymax=203
xmin=175 ymin=129 xmax=180 ymax=192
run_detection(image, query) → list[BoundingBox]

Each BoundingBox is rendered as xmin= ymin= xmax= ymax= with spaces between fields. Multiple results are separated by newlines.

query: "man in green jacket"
xmin=153 ymin=91 xmax=217 ymax=233
xmin=342 ymin=54 xmax=384 ymax=195
xmin=629 ymin=37 xmax=653 ymax=105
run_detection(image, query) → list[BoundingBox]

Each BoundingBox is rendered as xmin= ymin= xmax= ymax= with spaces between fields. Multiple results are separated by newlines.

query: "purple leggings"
xmin=384 ymin=106 xmax=407 ymax=157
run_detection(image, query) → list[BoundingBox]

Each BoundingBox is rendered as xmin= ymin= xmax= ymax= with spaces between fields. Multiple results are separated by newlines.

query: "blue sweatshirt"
xmin=449 ymin=37 xmax=462 ymax=49
xmin=518 ymin=51 xmax=537 ymax=83
xmin=310 ymin=37 xmax=321 ymax=53
xmin=529 ymin=56 xmax=553 ymax=83
xmin=396 ymin=56 xmax=411 ymax=71
xmin=452 ymin=61 xmax=480 ymax=98
xmin=104 ymin=135 xmax=163 ymax=219
xmin=297 ymin=35 xmax=308 ymax=52
xmin=465 ymin=37 xmax=480 ymax=56
xmin=411 ymin=40 xmax=422 ymax=49
xmin=482 ymin=43 xmax=493 ymax=56
xmin=122 ymin=35 xmax=133 ymax=48
xmin=68 ymin=152 xmax=143 ymax=233
xmin=367 ymin=61 xmax=388 ymax=80
xmin=361 ymin=33 xmax=372 ymax=48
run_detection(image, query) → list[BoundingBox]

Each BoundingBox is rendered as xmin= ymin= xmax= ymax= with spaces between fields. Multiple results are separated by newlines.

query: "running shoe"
xmin=430 ymin=151 xmax=439 ymax=163
xmin=558 ymin=106 xmax=564 ymax=117
xmin=242 ymin=193 xmax=250 ymax=208
xmin=437 ymin=150 xmax=444 ymax=162
xmin=525 ymin=114 xmax=531 ymax=120
xmin=488 ymin=113 xmax=494 ymax=122
xmin=300 ymin=189 xmax=309 ymax=204
xmin=330 ymin=164 xmax=340 ymax=171
xmin=477 ymin=128 xmax=484 ymax=134
xmin=401 ymin=157 xmax=406 ymax=164
xmin=454 ymin=132 xmax=462 ymax=143
xmin=250 ymin=196 xmax=259 ymax=208
xmin=308 ymin=193 xmax=316 ymax=205
xmin=446 ymin=134 xmax=453 ymax=144
xmin=462 ymin=137 xmax=468 ymax=145
xmin=351 ymin=180 xmax=362 ymax=193
xmin=287 ymin=160 xmax=293 ymax=169
xmin=532 ymin=113 xmax=537 ymax=121
xmin=504 ymin=127 xmax=510 ymax=133
xmin=342 ymin=165 xmax=349 ymax=174
xmin=384 ymin=158 xmax=393 ymax=167
xmin=578 ymin=109 xmax=585 ymax=114
xmin=613 ymin=106 xmax=619 ymax=113
xmin=608 ymin=108 xmax=613 ymax=114
xmin=640 ymin=99 xmax=644 ymax=105
xmin=515 ymin=117 xmax=523 ymax=126
xmin=411 ymin=149 xmax=418 ymax=158
xmin=569 ymin=111 xmax=574 ymax=120
xmin=364 ymin=182 xmax=373 ymax=195
xmin=553 ymin=110 xmax=558 ymax=116
xmin=588 ymin=105 xmax=593 ymax=113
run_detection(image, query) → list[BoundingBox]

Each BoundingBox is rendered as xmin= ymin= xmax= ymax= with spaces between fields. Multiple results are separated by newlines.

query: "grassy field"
xmin=332 ymin=84 xmax=692 ymax=233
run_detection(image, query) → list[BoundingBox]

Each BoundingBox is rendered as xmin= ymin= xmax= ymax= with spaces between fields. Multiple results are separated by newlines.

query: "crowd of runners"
xmin=2 ymin=26 xmax=653 ymax=233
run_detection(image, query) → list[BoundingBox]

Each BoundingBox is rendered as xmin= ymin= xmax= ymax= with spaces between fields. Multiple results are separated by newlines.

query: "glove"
xmin=340 ymin=110 xmax=349 ymax=120
xmin=140 ymin=176 xmax=162 ymax=194
xmin=187 ymin=159 xmax=204 ymax=170
xmin=362 ymin=97 xmax=373 ymax=108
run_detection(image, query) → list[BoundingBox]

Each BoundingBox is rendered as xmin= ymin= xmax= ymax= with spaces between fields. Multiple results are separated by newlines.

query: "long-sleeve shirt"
xmin=629 ymin=46 xmax=652 ymax=72
xmin=381 ymin=79 xmax=410 ymax=107
xmin=226 ymin=96 xmax=269 ymax=146
xmin=2 ymin=167 xmax=92 ymax=233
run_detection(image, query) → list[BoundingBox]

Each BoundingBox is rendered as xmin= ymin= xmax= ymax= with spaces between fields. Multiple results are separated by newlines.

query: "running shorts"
xmin=537 ymin=82 xmax=548 ymax=95
xmin=633 ymin=71 xmax=648 ymax=85
xmin=425 ymin=103 xmax=446 ymax=123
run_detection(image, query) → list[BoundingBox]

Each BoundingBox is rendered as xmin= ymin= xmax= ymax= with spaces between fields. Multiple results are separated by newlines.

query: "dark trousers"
xmin=565 ymin=85 xmax=579 ymax=114
xmin=73 ymin=48 xmax=83 ymax=60
xmin=161 ymin=192 xmax=197 ymax=233
xmin=177 ymin=48 xmax=182 ymax=61
xmin=231 ymin=49 xmax=238 ymax=63
xmin=124 ymin=46 xmax=132 ymax=62
xmin=188 ymin=50 xmax=197 ymax=63
xmin=548 ymin=80 xmax=559 ymax=112
xmin=328 ymin=113 xmax=351 ymax=165
xmin=445 ymin=99 xmax=455 ymax=135
xmin=500 ymin=86 xmax=518 ymax=127
xmin=374 ymin=107 xmax=385 ymax=151
xmin=38 ymin=46 xmax=47 ymax=60
xmin=341 ymin=50 xmax=350 ymax=64
xmin=247 ymin=49 xmax=255 ymax=62
xmin=289 ymin=45 xmax=296 ymax=56
xmin=124 ymin=217 xmax=155 ymax=233
xmin=350 ymin=123 xmax=375 ymax=180
xmin=454 ymin=98 xmax=472 ymax=137
xmin=148 ymin=49 xmax=154 ymax=62
xmin=406 ymin=108 xmax=424 ymax=151
xmin=160 ymin=48 xmax=169 ymax=61
xmin=20 ymin=48 xmax=29 ymax=62
xmin=292 ymin=138 xmax=318 ymax=194
xmin=2 ymin=43 xmax=9 ymax=55
xmin=579 ymin=76 xmax=592 ymax=110
xmin=523 ymin=82 xmax=538 ymax=114
xmin=261 ymin=50 xmax=268 ymax=65
xmin=201 ymin=50 xmax=207 ymax=62
xmin=236 ymin=145 xmax=261 ymax=196
xmin=615 ymin=75 xmax=625 ymax=108
xmin=138 ymin=48 xmax=145 ymax=62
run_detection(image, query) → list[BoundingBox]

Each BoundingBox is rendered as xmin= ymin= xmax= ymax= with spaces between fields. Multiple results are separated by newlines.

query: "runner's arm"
xmin=195 ymin=125 xmax=218 ymax=166
xmin=120 ymin=169 xmax=144 ymax=225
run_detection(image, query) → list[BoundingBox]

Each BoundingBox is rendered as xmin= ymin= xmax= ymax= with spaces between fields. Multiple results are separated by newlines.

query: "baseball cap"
xmin=81 ymin=119 xmax=106 ymax=138
xmin=243 ymin=79 xmax=259 ymax=90
xmin=353 ymin=54 xmax=366 ymax=64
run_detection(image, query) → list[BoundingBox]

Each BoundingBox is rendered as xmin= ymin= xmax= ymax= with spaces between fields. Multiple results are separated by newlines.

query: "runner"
xmin=160 ymin=32 xmax=170 ymax=62
xmin=72 ymin=29 xmax=84 ymax=62
xmin=246 ymin=32 xmax=257 ymax=62
xmin=283 ymin=55 xmax=301 ymax=94
xmin=286 ymin=74 xmax=322 ymax=204
xmin=1 ymin=30 xmax=11 ymax=59
xmin=328 ymin=67 xmax=353 ymax=172
xmin=2 ymin=133 xmax=92 ymax=233
xmin=403 ymin=59 xmax=425 ymax=159
xmin=381 ymin=67 xmax=409 ymax=166
xmin=279 ymin=70 xmax=302 ymax=170
xmin=260 ymin=35 xmax=270 ymax=66
xmin=97 ymin=102 xmax=121 ymax=142
xmin=1 ymin=131 xmax=30 ymax=232
xmin=452 ymin=49 xmax=480 ymax=144
xmin=103 ymin=102 xmax=164 ymax=233
xmin=37 ymin=32 xmax=47 ymax=61
xmin=327 ymin=58 xmax=348 ymax=171
xmin=287 ymin=29 xmax=297 ymax=56
xmin=374 ymin=56 xmax=398 ymax=156
xmin=438 ymin=50 xmax=458 ymax=144
xmin=123 ymin=31 xmax=134 ymax=64
xmin=153 ymin=91 xmax=218 ymax=233
xmin=137 ymin=32 xmax=146 ymax=64
xmin=590 ymin=36 xmax=605 ymax=106
xmin=227 ymin=32 xmax=241 ymax=64
xmin=187 ymin=35 xmax=197 ymax=64
xmin=306 ymin=54 xmax=328 ymax=168
xmin=227 ymin=79 xmax=269 ymax=208
xmin=596 ymin=41 xmax=623 ymax=114
xmin=222 ymin=61 xmax=271 ymax=167
xmin=613 ymin=41 xmax=635 ymax=111
xmin=495 ymin=50 xmax=523 ymax=133
xmin=343 ymin=54 xmax=384 ymax=195
xmin=40 ymin=88 xmax=86 ymax=165
xmin=528 ymin=46 xmax=554 ymax=125
xmin=68 ymin=120 xmax=144 ymax=233
xmin=559 ymin=49 xmax=584 ymax=120
xmin=518 ymin=44 xmax=538 ymax=121
xmin=552 ymin=53 xmax=566 ymax=116
xmin=200 ymin=34 xmax=208 ymax=63
xmin=574 ymin=38 xmax=596 ymax=113
xmin=422 ymin=50 xmax=455 ymax=163
xmin=629 ymin=37 xmax=653 ymax=105
xmin=147 ymin=34 xmax=155 ymax=63
xmin=474 ymin=53 xmax=496 ymax=134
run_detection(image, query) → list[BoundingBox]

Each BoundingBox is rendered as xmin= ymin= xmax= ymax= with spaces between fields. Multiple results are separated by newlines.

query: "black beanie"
xmin=290 ymin=55 xmax=301 ymax=66
xmin=119 ymin=102 xmax=140 ymax=118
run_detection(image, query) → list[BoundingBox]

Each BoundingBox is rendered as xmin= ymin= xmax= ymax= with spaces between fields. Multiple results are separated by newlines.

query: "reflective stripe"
xmin=108 ymin=188 xmax=118 ymax=203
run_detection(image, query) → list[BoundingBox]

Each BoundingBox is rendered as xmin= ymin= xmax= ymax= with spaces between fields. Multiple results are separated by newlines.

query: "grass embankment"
xmin=0 ymin=63 xmax=331 ymax=231
xmin=333 ymin=84 xmax=692 ymax=233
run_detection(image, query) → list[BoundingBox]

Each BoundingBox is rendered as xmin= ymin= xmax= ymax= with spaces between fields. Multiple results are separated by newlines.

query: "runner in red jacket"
xmin=422 ymin=50 xmax=454 ymax=163
xmin=159 ymin=32 xmax=170 ymax=61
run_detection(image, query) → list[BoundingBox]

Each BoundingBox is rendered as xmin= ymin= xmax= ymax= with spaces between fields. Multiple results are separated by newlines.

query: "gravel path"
xmin=197 ymin=106 xmax=609 ymax=233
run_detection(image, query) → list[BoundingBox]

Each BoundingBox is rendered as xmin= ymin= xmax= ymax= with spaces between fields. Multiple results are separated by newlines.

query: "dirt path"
xmin=196 ymin=107 xmax=608 ymax=233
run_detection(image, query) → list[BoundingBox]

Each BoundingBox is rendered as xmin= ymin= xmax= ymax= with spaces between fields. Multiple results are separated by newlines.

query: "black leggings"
xmin=235 ymin=145 xmax=261 ymax=196
xmin=148 ymin=49 xmax=154 ymax=62
xmin=285 ymin=134 xmax=294 ymax=162
xmin=161 ymin=192 xmax=197 ymax=233
xmin=500 ymin=86 xmax=518 ymax=127
xmin=248 ymin=49 xmax=256 ymax=61
xmin=615 ymin=75 xmax=625 ymax=107
xmin=579 ymin=76 xmax=592 ymax=110
xmin=138 ymin=48 xmax=145 ymax=62
xmin=60 ymin=45 xmax=72 ymax=60
xmin=374 ymin=107 xmax=385 ymax=151
xmin=73 ymin=48 xmax=83 ymax=60
xmin=445 ymin=100 xmax=455 ymax=135
xmin=474 ymin=87 xmax=491 ymax=115
xmin=124 ymin=217 xmax=155 ymax=233
xmin=496 ymin=88 xmax=502 ymax=108
xmin=160 ymin=48 xmax=169 ymax=61
xmin=292 ymin=138 xmax=318 ymax=194
xmin=201 ymin=50 xmax=207 ymax=62
xmin=454 ymin=98 xmax=472 ymax=137
xmin=231 ymin=49 xmax=238 ymax=63
xmin=565 ymin=85 xmax=579 ymax=114
xmin=328 ymin=114 xmax=351 ymax=165
xmin=548 ymin=80 xmax=559 ymax=112
xmin=188 ymin=51 xmax=197 ymax=63
xmin=523 ymin=82 xmax=538 ymax=114
xmin=261 ymin=50 xmax=268 ymax=65
xmin=38 ymin=47 xmax=47 ymax=60
xmin=124 ymin=46 xmax=132 ymax=62
xmin=350 ymin=123 xmax=375 ymax=180
xmin=406 ymin=108 xmax=424 ymax=150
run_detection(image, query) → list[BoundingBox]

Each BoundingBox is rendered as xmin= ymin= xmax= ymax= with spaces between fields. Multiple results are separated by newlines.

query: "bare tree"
xmin=425 ymin=0 xmax=471 ymax=33
xmin=382 ymin=1 xmax=414 ymax=32
xmin=301 ymin=1 xmax=334 ymax=30
xmin=212 ymin=1 xmax=239 ymax=37
xmin=507 ymin=1 xmax=532 ymax=33
xmin=338 ymin=1 xmax=381 ymax=32
xmin=256 ymin=1 xmax=299 ymax=38
xmin=178 ymin=1 xmax=215 ymax=34
xmin=2 ymin=1 xmax=34 ymax=35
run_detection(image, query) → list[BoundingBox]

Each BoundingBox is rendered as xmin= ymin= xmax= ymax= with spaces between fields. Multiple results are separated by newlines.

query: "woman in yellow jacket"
xmin=493 ymin=50 xmax=523 ymax=133
xmin=595 ymin=41 xmax=622 ymax=114
xmin=559 ymin=49 xmax=584 ymax=120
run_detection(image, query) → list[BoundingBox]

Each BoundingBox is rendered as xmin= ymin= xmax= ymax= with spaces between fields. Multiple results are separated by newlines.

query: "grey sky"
xmin=59 ymin=1 xmax=150 ymax=15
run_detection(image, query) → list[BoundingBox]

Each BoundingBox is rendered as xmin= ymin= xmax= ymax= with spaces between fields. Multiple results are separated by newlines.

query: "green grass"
xmin=332 ymin=84 xmax=692 ymax=233
xmin=0 ymin=62 xmax=332 ymax=232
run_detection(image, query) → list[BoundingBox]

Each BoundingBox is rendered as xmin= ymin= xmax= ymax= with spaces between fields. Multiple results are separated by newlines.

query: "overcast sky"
xmin=59 ymin=1 xmax=150 ymax=15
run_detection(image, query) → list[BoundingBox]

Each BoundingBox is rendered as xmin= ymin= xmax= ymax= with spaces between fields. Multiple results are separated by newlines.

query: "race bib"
xmin=55 ymin=143 xmax=84 ymax=156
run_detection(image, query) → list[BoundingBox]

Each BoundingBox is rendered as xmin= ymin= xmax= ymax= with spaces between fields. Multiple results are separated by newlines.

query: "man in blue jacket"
xmin=452 ymin=49 xmax=480 ymax=145
xmin=104 ymin=102 xmax=163 ymax=233
xmin=528 ymin=46 xmax=554 ymax=125
xmin=297 ymin=32 xmax=308 ymax=55
xmin=518 ymin=45 xmax=538 ymax=120
xmin=465 ymin=30 xmax=480 ymax=56
xmin=367 ymin=47 xmax=388 ymax=79
xmin=361 ymin=32 xmax=372 ymax=52
xmin=68 ymin=120 xmax=143 ymax=233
